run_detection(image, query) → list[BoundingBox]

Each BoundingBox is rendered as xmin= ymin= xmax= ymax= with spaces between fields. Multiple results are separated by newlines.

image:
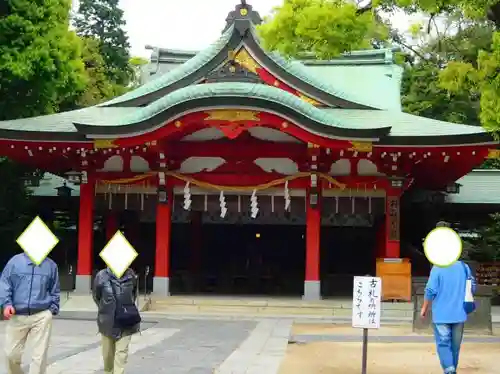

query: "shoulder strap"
xmin=461 ymin=262 xmax=470 ymax=279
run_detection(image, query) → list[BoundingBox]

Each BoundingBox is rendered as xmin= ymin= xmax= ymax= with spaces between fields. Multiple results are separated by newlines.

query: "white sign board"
xmin=352 ymin=276 xmax=382 ymax=329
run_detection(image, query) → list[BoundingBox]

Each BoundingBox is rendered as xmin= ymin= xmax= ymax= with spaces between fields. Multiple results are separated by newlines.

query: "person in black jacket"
xmin=93 ymin=267 xmax=141 ymax=374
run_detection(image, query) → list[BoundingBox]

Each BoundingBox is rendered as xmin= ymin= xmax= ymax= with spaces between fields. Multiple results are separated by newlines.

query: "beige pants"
xmin=101 ymin=334 xmax=132 ymax=374
xmin=4 ymin=309 xmax=53 ymax=374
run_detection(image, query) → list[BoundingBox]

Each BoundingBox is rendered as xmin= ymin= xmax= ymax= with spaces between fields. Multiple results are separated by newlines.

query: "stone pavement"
xmin=0 ymin=318 xmax=292 ymax=374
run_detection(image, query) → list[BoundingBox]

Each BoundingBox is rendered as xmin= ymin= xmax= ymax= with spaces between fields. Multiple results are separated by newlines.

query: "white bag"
xmin=465 ymin=279 xmax=474 ymax=303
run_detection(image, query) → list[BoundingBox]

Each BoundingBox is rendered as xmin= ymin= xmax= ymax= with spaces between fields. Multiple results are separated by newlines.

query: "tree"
xmin=464 ymin=213 xmax=500 ymax=262
xmin=73 ymin=0 xmax=132 ymax=86
xmin=401 ymin=22 xmax=492 ymax=125
xmin=0 ymin=0 xmax=87 ymax=121
xmin=439 ymin=34 xmax=500 ymax=134
xmin=60 ymin=37 xmax=128 ymax=109
xmin=258 ymin=0 xmax=390 ymax=59
xmin=377 ymin=0 xmax=500 ymax=133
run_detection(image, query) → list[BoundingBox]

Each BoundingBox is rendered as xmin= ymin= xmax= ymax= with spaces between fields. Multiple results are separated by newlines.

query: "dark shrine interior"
xmin=167 ymin=222 xmax=379 ymax=297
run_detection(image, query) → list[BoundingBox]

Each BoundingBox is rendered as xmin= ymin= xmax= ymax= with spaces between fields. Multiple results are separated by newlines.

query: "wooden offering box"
xmin=376 ymin=258 xmax=412 ymax=301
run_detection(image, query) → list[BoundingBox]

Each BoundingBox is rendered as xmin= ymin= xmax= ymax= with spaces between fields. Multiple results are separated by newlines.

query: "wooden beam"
xmin=168 ymin=140 xmax=306 ymax=160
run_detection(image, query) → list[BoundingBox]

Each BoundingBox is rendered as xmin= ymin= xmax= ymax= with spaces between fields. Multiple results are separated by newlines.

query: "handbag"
xmin=109 ymin=281 xmax=142 ymax=328
xmin=461 ymin=262 xmax=476 ymax=314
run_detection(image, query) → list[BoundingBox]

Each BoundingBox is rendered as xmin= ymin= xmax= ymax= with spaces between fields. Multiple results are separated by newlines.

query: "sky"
xmin=117 ymin=0 xmax=417 ymax=58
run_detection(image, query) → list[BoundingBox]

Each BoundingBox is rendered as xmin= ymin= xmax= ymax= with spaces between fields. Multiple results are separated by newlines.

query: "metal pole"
xmin=67 ymin=265 xmax=73 ymax=301
xmin=361 ymin=328 xmax=368 ymax=374
xmin=144 ymin=266 xmax=150 ymax=299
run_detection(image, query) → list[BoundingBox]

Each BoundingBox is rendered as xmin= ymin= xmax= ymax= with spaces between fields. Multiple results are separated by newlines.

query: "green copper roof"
xmin=0 ymin=82 xmax=490 ymax=145
xmin=0 ymin=107 xmax=137 ymax=133
xmin=302 ymin=64 xmax=404 ymax=111
xmin=86 ymin=82 xmax=386 ymax=132
xmin=101 ymin=25 xmax=235 ymax=107
xmin=323 ymin=109 xmax=489 ymax=137
xmin=249 ymin=29 xmax=381 ymax=109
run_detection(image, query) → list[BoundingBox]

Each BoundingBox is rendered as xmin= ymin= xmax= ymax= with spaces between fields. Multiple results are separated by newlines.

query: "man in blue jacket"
xmin=421 ymin=253 xmax=476 ymax=374
xmin=0 ymin=252 xmax=60 ymax=374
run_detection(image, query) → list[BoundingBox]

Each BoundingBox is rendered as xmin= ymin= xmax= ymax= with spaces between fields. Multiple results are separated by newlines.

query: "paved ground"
xmin=281 ymin=324 xmax=500 ymax=374
xmin=0 ymin=318 xmax=292 ymax=374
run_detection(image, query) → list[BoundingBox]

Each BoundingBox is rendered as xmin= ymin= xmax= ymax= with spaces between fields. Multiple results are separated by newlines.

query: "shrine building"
xmin=0 ymin=2 xmax=498 ymax=299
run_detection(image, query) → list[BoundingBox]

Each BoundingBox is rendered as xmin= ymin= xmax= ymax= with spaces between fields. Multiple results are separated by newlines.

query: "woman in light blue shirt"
xmin=421 ymin=259 xmax=476 ymax=374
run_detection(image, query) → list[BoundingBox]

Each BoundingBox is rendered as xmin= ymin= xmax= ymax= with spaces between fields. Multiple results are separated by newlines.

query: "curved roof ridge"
xmin=106 ymin=82 xmax=389 ymax=133
xmin=99 ymin=25 xmax=235 ymax=107
xmin=248 ymin=28 xmax=383 ymax=109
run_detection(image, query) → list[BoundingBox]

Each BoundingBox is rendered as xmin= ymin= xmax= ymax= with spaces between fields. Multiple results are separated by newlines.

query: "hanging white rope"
xmin=250 ymin=189 xmax=259 ymax=218
xmin=219 ymin=191 xmax=227 ymax=218
xmin=183 ymin=182 xmax=191 ymax=210
xmin=284 ymin=180 xmax=291 ymax=211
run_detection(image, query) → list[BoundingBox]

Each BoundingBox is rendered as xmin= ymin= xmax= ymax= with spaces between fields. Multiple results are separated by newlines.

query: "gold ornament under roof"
xmin=234 ymin=48 xmax=260 ymax=74
xmin=93 ymin=139 xmax=117 ymax=149
xmin=349 ymin=141 xmax=373 ymax=152
xmin=204 ymin=110 xmax=260 ymax=122
xmin=298 ymin=93 xmax=321 ymax=106
xmin=487 ymin=149 xmax=500 ymax=158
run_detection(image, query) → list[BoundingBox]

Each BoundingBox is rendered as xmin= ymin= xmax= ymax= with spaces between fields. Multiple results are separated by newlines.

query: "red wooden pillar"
xmin=105 ymin=211 xmax=118 ymax=241
xmin=154 ymin=186 xmax=173 ymax=296
xmin=384 ymin=187 xmax=401 ymax=258
xmin=75 ymin=179 xmax=95 ymax=293
xmin=303 ymin=186 xmax=321 ymax=300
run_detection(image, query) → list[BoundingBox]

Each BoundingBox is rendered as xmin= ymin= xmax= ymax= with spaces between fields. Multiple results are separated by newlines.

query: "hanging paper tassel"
xmin=284 ymin=181 xmax=291 ymax=211
xmin=250 ymin=189 xmax=259 ymax=218
xmin=219 ymin=191 xmax=227 ymax=218
xmin=183 ymin=182 xmax=191 ymax=210
xmin=140 ymin=193 xmax=144 ymax=211
xmin=124 ymin=187 xmax=128 ymax=210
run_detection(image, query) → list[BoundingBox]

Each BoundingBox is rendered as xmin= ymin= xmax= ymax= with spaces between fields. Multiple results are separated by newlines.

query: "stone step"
xmin=149 ymin=297 xmax=414 ymax=318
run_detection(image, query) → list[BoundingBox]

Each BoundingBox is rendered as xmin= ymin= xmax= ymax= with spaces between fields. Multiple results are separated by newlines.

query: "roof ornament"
xmin=205 ymin=50 xmax=263 ymax=84
xmin=223 ymin=1 xmax=262 ymax=35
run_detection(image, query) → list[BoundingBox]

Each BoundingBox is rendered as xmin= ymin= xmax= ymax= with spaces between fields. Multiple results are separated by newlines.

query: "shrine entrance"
xmin=171 ymin=222 xmax=306 ymax=295
xmin=166 ymin=191 xmax=386 ymax=297
xmin=168 ymin=192 xmax=307 ymax=295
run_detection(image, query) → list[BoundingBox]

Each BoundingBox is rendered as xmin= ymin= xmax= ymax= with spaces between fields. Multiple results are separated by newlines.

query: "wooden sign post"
xmin=352 ymin=276 xmax=382 ymax=374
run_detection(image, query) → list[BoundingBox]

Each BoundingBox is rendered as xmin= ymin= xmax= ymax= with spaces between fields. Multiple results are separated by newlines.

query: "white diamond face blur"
xmin=16 ymin=216 xmax=59 ymax=265
xmin=99 ymin=231 xmax=138 ymax=278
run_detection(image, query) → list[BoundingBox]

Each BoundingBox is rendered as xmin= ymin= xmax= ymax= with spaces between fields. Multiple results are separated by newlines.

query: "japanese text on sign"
xmin=388 ymin=196 xmax=400 ymax=241
xmin=352 ymin=276 xmax=382 ymax=329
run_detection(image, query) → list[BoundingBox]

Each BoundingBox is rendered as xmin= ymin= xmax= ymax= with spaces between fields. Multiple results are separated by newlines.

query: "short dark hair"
xmin=436 ymin=220 xmax=451 ymax=228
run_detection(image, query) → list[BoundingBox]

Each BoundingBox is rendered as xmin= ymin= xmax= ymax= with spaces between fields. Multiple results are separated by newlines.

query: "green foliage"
xmin=402 ymin=62 xmax=480 ymax=124
xmin=464 ymin=213 xmax=500 ymax=262
xmin=0 ymin=0 xmax=87 ymax=121
xmin=73 ymin=0 xmax=132 ymax=86
xmin=129 ymin=56 xmax=148 ymax=88
xmin=481 ymin=158 xmax=500 ymax=168
xmin=375 ymin=0 xmax=497 ymax=18
xmin=438 ymin=29 xmax=500 ymax=135
xmin=258 ymin=0 xmax=389 ymax=59
xmin=385 ymin=0 xmax=500 ymax=133
xmin=61 ymin=37 xmax=128 ymax=108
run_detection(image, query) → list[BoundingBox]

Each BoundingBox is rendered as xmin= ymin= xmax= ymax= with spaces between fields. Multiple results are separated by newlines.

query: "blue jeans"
xmin=432 ymin=323 xmax=464 ymax=373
